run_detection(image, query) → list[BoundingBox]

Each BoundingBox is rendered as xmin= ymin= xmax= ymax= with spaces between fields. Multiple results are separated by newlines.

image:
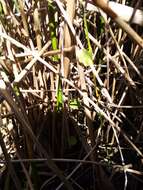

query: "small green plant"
xmin=56 ymin=79 xmax=63 ymax=111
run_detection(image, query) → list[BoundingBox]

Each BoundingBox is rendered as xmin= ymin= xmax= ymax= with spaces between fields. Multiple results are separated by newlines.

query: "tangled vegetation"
xmin=0 ymin=0 xmax=143 ymax=189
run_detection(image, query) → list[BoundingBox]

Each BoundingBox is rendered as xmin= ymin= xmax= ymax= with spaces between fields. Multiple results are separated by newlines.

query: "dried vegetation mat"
xmin=0 ymin=0 xmax=143 ymax=190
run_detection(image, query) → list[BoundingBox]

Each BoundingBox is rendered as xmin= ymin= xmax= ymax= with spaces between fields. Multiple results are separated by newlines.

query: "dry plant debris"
xmin=0 ymin=0 xmax=143 ymax=190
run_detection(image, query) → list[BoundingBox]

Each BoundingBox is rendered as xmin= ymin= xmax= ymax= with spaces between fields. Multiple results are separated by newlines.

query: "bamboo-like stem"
xmin=17 ymin=0 xmax=29 ymax=36
xmin=63 ymin=0 xmax=76 ymax=79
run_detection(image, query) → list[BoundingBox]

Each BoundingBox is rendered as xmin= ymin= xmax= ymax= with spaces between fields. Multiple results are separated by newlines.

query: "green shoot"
xmin=56 ymin=79 xmax=63 ymax=111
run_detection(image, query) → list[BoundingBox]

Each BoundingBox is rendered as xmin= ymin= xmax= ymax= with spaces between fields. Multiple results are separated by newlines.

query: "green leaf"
xmin=69 ymin=99 xmax=80 ymax=110
xmin=77 ymin=48 xmax=93 ymax=67
xmin=56 ymin=80 xmax=63 ymax=111
xmin=83 ymin=12 xmax=92 ymax=55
